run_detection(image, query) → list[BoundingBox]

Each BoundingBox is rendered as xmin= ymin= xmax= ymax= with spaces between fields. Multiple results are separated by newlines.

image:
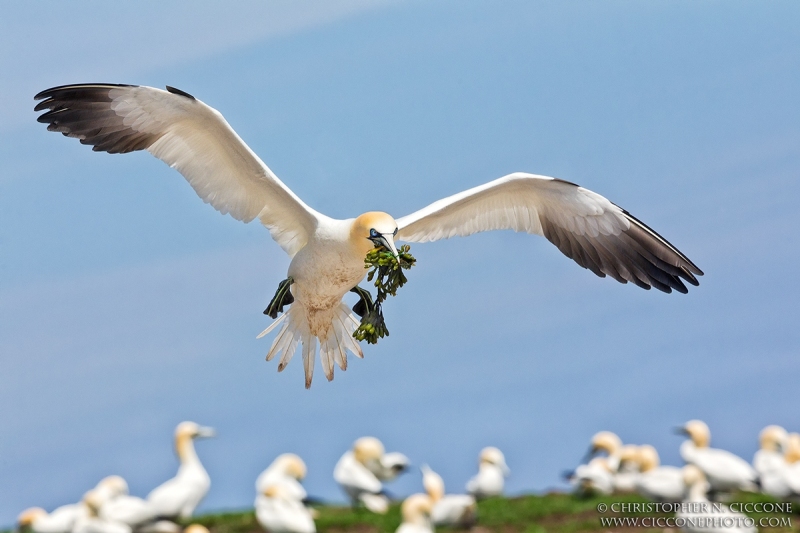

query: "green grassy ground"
xmin=188 ymin=492 xmax=800 ymax=533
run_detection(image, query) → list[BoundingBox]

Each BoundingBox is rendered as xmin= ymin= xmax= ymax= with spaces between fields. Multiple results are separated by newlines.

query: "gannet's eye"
xmin=369 ymin=229 xmax=379 ymax=238
xmin=393 ymin=228 xmax=398 ymax=236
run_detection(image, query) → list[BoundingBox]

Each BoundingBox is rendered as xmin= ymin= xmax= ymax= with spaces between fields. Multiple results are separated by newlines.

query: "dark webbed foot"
xmin=350 ymin=286 xmax=388 ymax=344
xmin=264 ymin=277 xmax=294 ymax=319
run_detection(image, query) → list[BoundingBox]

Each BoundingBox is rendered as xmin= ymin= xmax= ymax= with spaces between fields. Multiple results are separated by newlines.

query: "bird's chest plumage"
xmin=288 ymin=237 xmax=367 ymax=310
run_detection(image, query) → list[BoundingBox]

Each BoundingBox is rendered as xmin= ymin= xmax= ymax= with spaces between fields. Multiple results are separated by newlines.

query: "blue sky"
xmin=2 ymin=0 xmax=799 ymax=525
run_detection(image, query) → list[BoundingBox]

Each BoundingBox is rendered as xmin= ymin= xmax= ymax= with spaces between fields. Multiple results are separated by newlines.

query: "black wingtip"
xmin=166 ymin=86 xmax=195 ymax=100
xmin=34 ymin=83 xmax=137 ymax=101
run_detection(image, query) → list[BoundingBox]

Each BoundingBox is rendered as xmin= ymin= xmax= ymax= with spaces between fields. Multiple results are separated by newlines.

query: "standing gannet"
xmin=753 ymin=425 xmax=791 ymax=498
xmin=675 ymin=420 xmax=758 ymax=495
xmin=675 ymin=465 xmax=756 ymax=533
xmin=147 ymin=422 xmax=215 ymax=519
xmin=333 ymin=437 xmax=391 ymax=513
xmin=255 ymin=485 xmax=316 ymax=533
xmin=420 ymin=464 xmax=477 ymax=527
xmin=395 ymin=494 xmax=434 ymax=533
xmin=585 ymin=431 xmax=624 ymax=470
xmin=466 ymin=447 xmax=508 ymax=499
xmin=611 ymin=444 xmax=642 ymax=493
xmin=783 ymin=433 xmax=800 ymax=495
xmin=34 ymin=84 xmax=703 ymax=388
xmin=255 ymin=454 xmax=308 ymax=502
xmin=633 ymin=445 xmax=684 ymax=502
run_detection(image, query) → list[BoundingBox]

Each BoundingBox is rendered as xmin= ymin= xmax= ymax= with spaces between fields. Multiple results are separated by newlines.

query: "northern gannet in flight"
xmin=34 ymin=83 xmax=704 ymax=388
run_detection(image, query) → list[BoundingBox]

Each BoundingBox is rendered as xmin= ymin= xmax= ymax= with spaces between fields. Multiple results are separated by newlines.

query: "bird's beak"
xmin=374 ymin=234 xmax=399 ymax=259
xmin=499 ymin=459 xmax=510 ymax=476
xmin=197 ymin=426 xmax=216 ymax=438
xmin=672 ymin=426 xmax=689 ymax=436
xmin=580 ymin=445 xmax=597 ymax=463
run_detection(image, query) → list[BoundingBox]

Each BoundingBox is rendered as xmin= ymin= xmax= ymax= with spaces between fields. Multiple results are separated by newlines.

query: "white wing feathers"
xmin=397 ymin=173 xmax=702 ymax=293
xmin=34 ymin=84 xmax=319 ymax=257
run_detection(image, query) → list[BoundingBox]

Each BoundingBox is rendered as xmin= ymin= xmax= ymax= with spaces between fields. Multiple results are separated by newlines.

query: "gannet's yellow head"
xmin=589 ymin=431 xmax=623 ymax=456
xmin=174 ymin=421 xmax=215 ymax=458
xmin=17 ymin=508 xmax=46 ymax=528
xmin=401 ymin=494 xmax=433 ymax=525
xmin=479 ymin=446 xmax=509 ymax=475
xmin=420 ymin=464 xmax=445 ymax=502
xmin=785 ymin=433 xmax=800 ymax=463
xmin=275 ymin=453 xmax=307 ymax=480
xmin=681 ymin=464 xmax=707 ymax=487
xmin=760 ymin=425 xmax=788 ymax=452
xmin=351 ymin=212 xmax=399 ymax=259
xmin=618 ymin=444 xmax=639 ymax=469
xmin=82 ymin=489 xmax=104 ymax=516
xmin=353 ymin=436 xmax=385 ymax=466
xmin=675 ymin=420 xmax=710 ymax=448
xmin=184 ymin=525 xmax=210 ymax=533
xmin=96 ymin=475 xmax=129 ymax=498
xmin=263 ymin=484 xmax=289 ymax=499
xmin=637 ymin=445 xmax=660 ymax=472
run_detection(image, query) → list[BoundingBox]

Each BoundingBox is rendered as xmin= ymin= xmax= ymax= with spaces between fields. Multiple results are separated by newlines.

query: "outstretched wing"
xmin=34 ymin=83 xmax=320 ymax=257
xmin=396 ymin=172 xmax=702 ymax=293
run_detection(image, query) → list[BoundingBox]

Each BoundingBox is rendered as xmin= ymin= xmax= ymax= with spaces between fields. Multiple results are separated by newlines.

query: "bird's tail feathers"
xmin=259 ymin=303 xmax=362 ymax=388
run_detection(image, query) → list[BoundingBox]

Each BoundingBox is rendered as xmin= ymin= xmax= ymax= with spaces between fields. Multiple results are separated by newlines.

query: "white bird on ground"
xmin=255 ymin=485 xmax=316 ymax=533
xmin=633 ymin=445 xmax=684 ymax=503
xmin=420 ymin=464 xmax=477 ymax=527
xmin=753 ymin=425 xmax=791 ymax=498
xmin=567 ymin=457 xmax=614 ymax=496
xmin=395 ymin=494 xmax=434 ymax=533
xmin=15 ymin=475 xmax=128 ymax=533
xmin=675 ymin=420 xmax=758 ymax=495
xmin=371 ymin=452 xmax=411 ymax=482
xmin=34 ymin=84 xmax=703 ymax=388
xmin=333 ymin=437 xmax=390 ymax=513
xmin=72 ymin=490 xmax=132 ymax=533
xmin=147 ymin=421 xmax=215 ymax=519
xmin=17 ymin=505 xmax=88 ymax=533
xmin=675 ymin=465 xmax=756 ymax=533
xmin=780 ymin=432 xmax=800 ymax=496
xmin=255 ymin=453 xmax=308 ymax=502
xmin=466 ymin=447 xmax=509 ymax=499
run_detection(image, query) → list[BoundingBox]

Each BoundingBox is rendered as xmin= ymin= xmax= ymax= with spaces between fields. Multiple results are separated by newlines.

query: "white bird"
xmin=371 ymin=452 xmax=411 ymax=482
xmin=146 ymin=421 xmax=215 ymax=519
xmin=255 ymin=485 xmax=316 ymax=533
xmin=633 ymin=444 xmax=684 ymax=503
xmin=784 ymin=433 xmax=800 ymax=495
xmin=753 ymin=425 xmax=791 ymax=498
xmin=466 ymin=447 xmax=509 ymax=499
xmin=585 ymin=431 xmax=624 ymax=471
xmin=255 ymin=454 xmax=308 ymax=502
xmin=72 ymin=490 xmax=132 ymax=533
xmin=17 ymin=505 xmax=88 ymax=533
xmin=333 ymin=437 xmax=390 ymax=514
xmin=675 ymin=465 xmax=756 ymax=533
xmin=34 ymin=84 xmax=703 ymax=388
xmin=611 ymin=445 xmax=642 ymax=493
xmin=420 ymin=464 xmax=477 ymax=527
xmin=568 ymin=457 xmax=614 ymax=496
xmin=15 ymin=476 xmax=128 ymax=533
xmin=676 ymin=420 xmax=758 ymax=495
xmin=395 ymin=494 xmax=434 ymax=533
